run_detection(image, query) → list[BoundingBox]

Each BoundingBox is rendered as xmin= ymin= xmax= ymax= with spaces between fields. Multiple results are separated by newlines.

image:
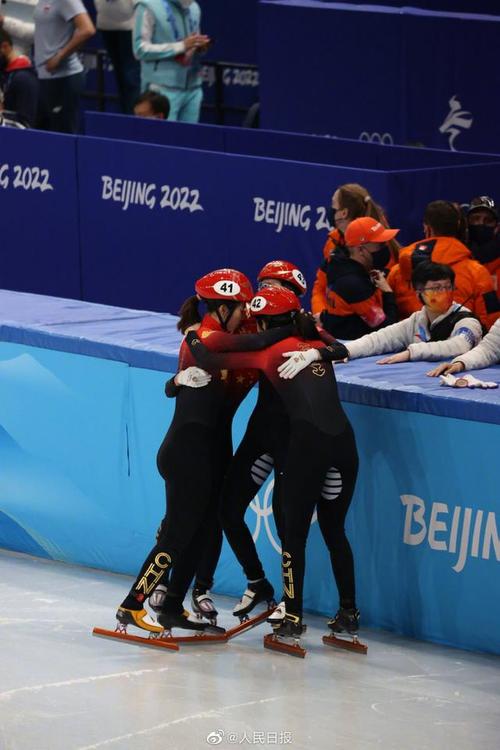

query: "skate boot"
xmin=323 ymin=608 xmax=367 ymax=654
xmin=149 ymin=584 xmax=168 ymax=614
xmin=92 ymin=606 xmax=178 ymax=651
xmin=157 ymin=598 xmax=225 ymax=639
xmin=266 ymin=600 xmax=285 ymax=625
xmin=115 ymin=607 xmax=164 ymax=635
xmin=264 ymin=613 xmax=306 ymax=658
xmin=191 ymin=587 xmax=218 ymax=625
xmin=233 ymin=578 xmax=275 ymax=620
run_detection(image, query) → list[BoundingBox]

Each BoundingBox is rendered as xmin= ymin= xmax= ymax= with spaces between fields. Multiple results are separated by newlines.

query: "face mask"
xmin=469 ymin=224 xmax=495 ymax=246
xmin=371 ymin=246 xmax=390 ymax=271
xmin=0 ymin=55 xmax=8 ymax=73
xmin=421 ymin=289 xmax=454 ymax=315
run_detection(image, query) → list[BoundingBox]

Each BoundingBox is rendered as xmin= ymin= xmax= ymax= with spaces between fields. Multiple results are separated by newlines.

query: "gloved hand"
xmin=439 ymin=373 xmax=497 ymax=389
xmin=175 ymin=366 xmax=211 ymax=388
xmin=278 ymin=349 xmax=320 ymax=379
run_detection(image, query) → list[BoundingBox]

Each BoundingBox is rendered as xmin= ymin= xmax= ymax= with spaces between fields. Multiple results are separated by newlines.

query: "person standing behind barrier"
xmin=34 ymin=0 xmax=95 ymax=133
xmin=388 ymin=200 xmax=500 ymax=330
xmin=466 ymin=196 xmax=500 ymax=300
xmin=316 ymin=216 xmax=400 ymax=340
xmin=312 ymin=183 xmax=399 ymax=325
xmin=133 ymin=0 xmax=209 ymax=123
xmin=95 ymin=0 xmax=140 ymax=114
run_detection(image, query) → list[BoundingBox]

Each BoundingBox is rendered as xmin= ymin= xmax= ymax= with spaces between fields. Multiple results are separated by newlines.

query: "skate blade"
xmin=166 ymin=625 xmax=227 ymax=644
xmin=263 ymin=632 xmax=306 ymax=658
xmin=92 ymin=626 xmax=179 ymax=651
xmin=226 ymin=605 xmax=276 ymax=640
xmin=322 ymin=633 xmax=367 ymax=655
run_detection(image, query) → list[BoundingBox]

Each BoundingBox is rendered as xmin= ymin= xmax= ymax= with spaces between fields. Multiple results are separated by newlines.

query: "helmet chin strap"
xmin=215 ymin=303 xmax=236 ymax=331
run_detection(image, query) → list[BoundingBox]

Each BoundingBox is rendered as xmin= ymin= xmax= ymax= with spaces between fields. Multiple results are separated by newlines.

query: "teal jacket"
xmin=133 ymin=0 xmax=202 ymax=90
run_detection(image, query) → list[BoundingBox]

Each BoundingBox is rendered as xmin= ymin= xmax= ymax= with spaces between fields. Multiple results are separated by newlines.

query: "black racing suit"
xmin=185 ymin=331 xmax=359 ymax=618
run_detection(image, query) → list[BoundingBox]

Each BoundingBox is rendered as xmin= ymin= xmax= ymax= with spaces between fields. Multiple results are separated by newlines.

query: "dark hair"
xmin=411 ymin=261 xmax=455 ymax=289
xmin=177 ymin=296 xmax=241 ymax=333
xmin=134 ymin=90 xmax=170 ymax=119
xmin=259 ymin=310 xmax=318 ymax=341
xmin=424 ymin=201 xmax=464 ymax=239
xmin=0 ymin=29 xmax=13 ymax=47
xmin=177 ymin=295 xmax=201 ymax=333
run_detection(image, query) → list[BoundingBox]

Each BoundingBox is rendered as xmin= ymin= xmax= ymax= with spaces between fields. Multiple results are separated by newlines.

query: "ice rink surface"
xmin=1 ymin=549 xmax=499 ymax=750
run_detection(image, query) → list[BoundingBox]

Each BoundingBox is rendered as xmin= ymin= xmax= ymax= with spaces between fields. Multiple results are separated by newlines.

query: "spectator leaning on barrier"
xmin=345 ymin=261 xmax=483 ymax=365
xmin=0 ymin=28 xmax=38 ymax=127
xmin=317 ymin=216 xmax=400 ymax=340
xmin=94 ymin=0 xmax=140 ymax=114
xmin=428 ymin=317 xmax=500 ymax=378
xmin=133 ymin=0 xmax=209 ymax=123
xmin=388 ymin=200 xmax=500 ymax=330
xmin=34 ymin=0 xmax=95 ymax=134
xmin=466 ymin=196 xmax=500 ymax=299
xmin=311 ymin=183 xmax=399 ymax=321
xmin=133 ymin=89 xmax=170 ymax=119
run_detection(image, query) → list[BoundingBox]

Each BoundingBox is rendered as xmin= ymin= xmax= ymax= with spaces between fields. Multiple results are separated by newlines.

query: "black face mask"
xmin=371 ymin=246 xmax=390 ymax=271
xmin=327 ymin=207 xmax=336 ymax=227
xmin=0 ymin=55 xmax=8 ymax=74
xmin=468 ymin=225 xmax=500 ymax=264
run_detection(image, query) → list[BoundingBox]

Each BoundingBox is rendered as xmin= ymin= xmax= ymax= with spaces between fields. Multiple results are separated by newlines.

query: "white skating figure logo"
xmin=439 ymin=95 xmax=473 ymax=151
xmin=250 ymin=470 xmax=343 ymax=554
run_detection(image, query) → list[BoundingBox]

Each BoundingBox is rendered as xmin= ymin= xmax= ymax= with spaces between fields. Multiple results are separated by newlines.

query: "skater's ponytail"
xmin=177 ymin=295 xmax=201 ymax=333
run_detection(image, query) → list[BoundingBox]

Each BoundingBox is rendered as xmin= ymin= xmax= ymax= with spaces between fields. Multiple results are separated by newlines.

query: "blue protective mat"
xmin=1 ymin=289 xmax=499 ymax=424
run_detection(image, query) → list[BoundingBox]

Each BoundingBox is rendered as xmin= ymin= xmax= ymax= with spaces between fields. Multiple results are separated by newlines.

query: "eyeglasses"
xmin=420 ymin=284 xmax=453 ymax=293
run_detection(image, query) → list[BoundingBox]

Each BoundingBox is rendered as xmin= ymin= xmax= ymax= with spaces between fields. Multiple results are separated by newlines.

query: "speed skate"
xmin=263 ymin=613 xmax=307 ymax=658
xmin=323 ymin=607 xmax=368 ymax=654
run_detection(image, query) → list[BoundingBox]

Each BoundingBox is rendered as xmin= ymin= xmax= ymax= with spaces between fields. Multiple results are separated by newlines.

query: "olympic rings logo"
xmin=250 ymin=478 xmax=318 ymax=554
xmin=359 ymin=131 xmax=394 ymax=145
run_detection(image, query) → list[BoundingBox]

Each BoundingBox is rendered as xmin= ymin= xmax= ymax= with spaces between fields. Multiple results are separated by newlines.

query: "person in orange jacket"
xmin=316 ymin=216 xmax=400 ymax=340
xmin=466 ymin=196 xmax=500 ymax=300
xmin=388 ymin=200 xmax=500 ymax=329
xmin=312 ymin=183 xmax=399 ymax=320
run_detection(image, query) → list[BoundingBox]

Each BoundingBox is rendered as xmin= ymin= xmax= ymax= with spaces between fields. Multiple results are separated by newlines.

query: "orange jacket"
xmin=485 ymin=257 xmax=500 ymax=299
xmin=312 ymin=228 xmax=396 ymax=315
xmin=311 ymin=229 xmax=343 ymax=315
xmin=388 ymin=236 xmax=500 ymax=329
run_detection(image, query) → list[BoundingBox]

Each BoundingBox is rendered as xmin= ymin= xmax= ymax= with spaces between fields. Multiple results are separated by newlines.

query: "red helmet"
xmin=249 ymin=286 xmax=301 ymax=317
xmin=257 ymin=260 xmax=307 ymax=295
xmin=195 ymin=269 xmax=254 ymax=302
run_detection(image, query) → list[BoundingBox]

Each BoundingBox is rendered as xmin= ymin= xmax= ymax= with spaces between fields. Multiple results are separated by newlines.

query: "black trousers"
xmin=101 ymin=29 xmax=141 ymax=114
xmin=38 ymin=72 xmax=84 ymax=134
xmin=129 ymin=424 xmax=229 ymax=602
xmin=280 ymin=422 xmax=359 ymax=618
xmin=220 ymin=418 xmax=288 ymax=581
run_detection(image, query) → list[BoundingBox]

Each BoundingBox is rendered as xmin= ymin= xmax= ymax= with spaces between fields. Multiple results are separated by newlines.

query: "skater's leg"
xmin=220 ymin=428 xmax=274 ymax=581
xmin=316 ymin=425 xmax=359 ymax=609
xmin=280 ymin=424 xmax=331 ymax=619
xmin=120 ymin=426 xmax=213 ymax=613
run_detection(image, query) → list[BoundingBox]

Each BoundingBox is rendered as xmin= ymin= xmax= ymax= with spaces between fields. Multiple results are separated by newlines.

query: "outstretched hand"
xmin=376 ymin=350 xmax=410 ymax=365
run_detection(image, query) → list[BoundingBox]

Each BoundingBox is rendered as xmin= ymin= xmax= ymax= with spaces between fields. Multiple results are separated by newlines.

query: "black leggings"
xmin=128 ymin=424 xmax=229 ymax=602
xmin=281 ymin=422 xmax=358 ymax=618
xmin=220 ymin=419 xmax=288 ymax=581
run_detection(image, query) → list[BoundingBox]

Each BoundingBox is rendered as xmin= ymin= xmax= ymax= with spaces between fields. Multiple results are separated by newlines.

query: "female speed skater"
xmin=116 ymin=269 xmax=291 ymax=635
xmin=184 ymin=285 xmax=361 ymax=642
